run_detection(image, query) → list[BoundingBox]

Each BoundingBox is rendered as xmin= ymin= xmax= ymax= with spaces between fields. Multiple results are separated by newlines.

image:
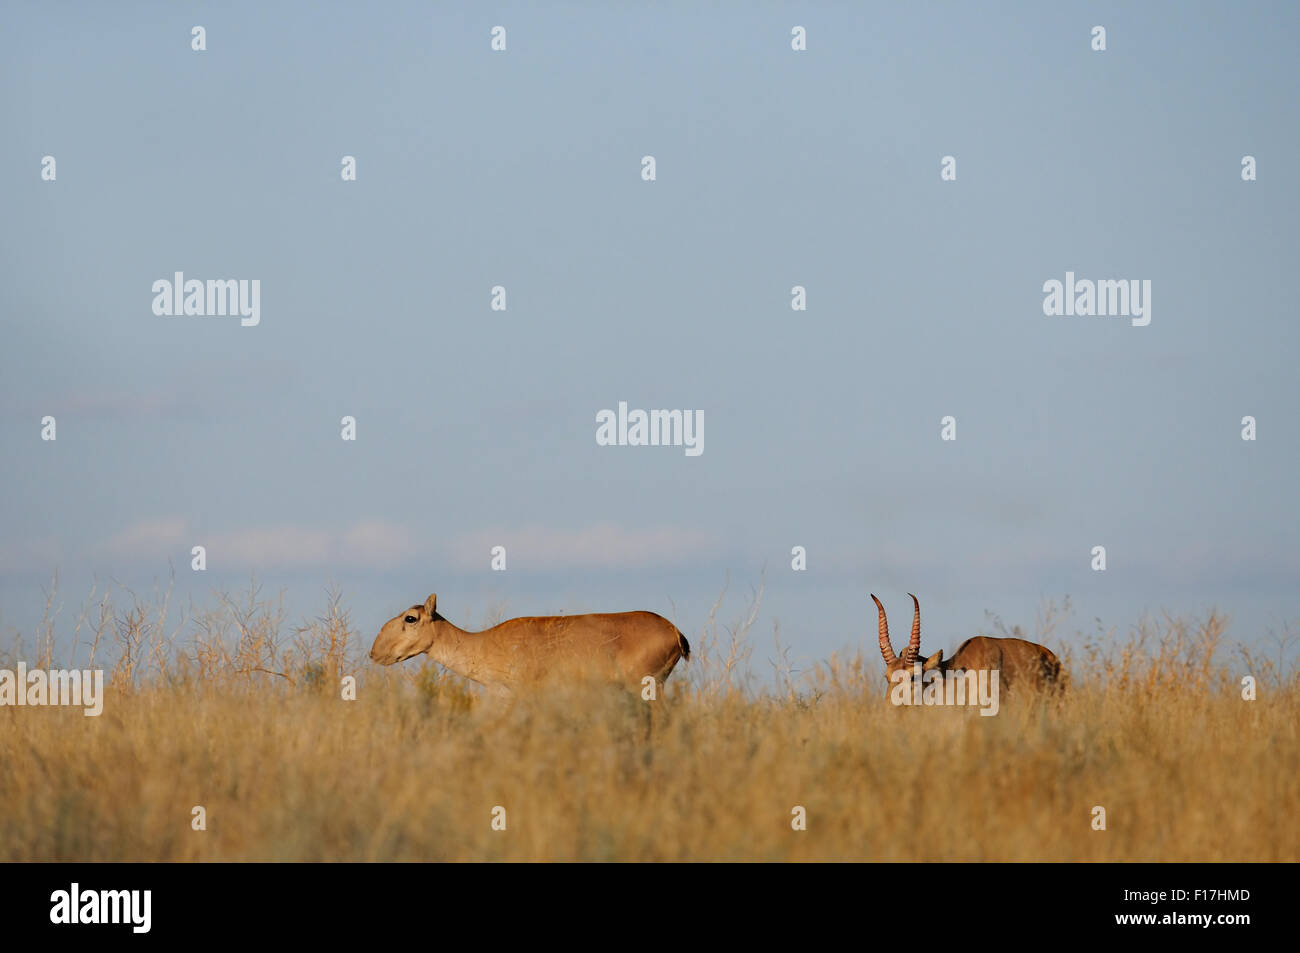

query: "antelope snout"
xmin=369 ymin=641 xmax=412 ymax=665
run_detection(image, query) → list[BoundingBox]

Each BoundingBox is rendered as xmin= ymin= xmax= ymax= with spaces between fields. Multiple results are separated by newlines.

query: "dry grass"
xmin=1 ymin=579 xmax=1296 ymax=862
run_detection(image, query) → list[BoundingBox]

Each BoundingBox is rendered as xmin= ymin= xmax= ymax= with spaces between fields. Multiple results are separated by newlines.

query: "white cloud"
xmin=95 ymin=517 xmax=189 ymax=560
xmin=90 ymin=518 xmax=418 ymax=570
xmin=12 ymin=519 xmax=716 ymax=575
xmin=451 ymin=522 xmax=720 ymax=571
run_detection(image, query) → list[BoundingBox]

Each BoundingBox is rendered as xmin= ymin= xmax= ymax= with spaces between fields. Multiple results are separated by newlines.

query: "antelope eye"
xmin=404 ymin=615 xmax=417 ymax=624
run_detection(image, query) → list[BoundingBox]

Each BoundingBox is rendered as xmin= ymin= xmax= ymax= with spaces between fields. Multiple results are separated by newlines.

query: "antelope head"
xmin=370 ymin=593 xmax=439 ymax=665
xmin=872 ymin=593 xmax=943 ymax=683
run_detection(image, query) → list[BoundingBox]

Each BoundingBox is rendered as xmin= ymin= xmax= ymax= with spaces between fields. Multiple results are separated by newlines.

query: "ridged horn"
xmin=871 ymin=594 xmax=897 ymax=663
xmin=903 ymin=593 xmax=922 ymax=665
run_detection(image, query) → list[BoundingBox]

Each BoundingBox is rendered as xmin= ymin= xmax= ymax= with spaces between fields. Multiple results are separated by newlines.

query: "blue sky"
xmin=2 ymin=2 xmax=1297 ymax=675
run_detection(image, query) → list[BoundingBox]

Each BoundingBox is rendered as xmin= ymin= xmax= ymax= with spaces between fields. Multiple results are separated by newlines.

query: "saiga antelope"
xmin=872 ymin=593 xmax=1063 ymax=692
xmin=369 ymin=594 xmax=690 ymax=694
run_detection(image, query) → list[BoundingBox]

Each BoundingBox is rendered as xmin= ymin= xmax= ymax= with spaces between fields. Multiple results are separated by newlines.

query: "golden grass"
xmin=1 ymin=581 xmax=1296 ymax=861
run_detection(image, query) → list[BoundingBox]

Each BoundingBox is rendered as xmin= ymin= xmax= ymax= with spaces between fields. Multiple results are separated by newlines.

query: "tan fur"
xmin=369 ymin=594 xmax=690 ymax=692
xmin=873 ymin=593 xmax=1063 ymax=692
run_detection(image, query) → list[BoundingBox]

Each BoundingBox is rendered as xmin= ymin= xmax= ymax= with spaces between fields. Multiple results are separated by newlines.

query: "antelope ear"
xmin=424 ymin=594 xmax=437 ymax=616
xmin=922 ymin=650 xmax=943 ymax=671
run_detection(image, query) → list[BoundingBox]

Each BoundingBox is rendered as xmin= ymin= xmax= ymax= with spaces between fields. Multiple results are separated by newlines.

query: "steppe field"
xmin=2 ymin=582 xmax=1296 ymax=862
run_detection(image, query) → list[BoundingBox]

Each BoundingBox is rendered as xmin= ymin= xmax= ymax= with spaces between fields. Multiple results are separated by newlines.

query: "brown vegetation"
xmin=0 ymin=581 xmax=1296 ymax=861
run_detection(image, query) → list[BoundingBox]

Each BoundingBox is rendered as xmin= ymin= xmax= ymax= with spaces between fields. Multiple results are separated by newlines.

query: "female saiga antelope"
xmin=369 ymin=594 xmax=691 ymax=693
xmin=872 ymin=594 xmax=1063 ymax=691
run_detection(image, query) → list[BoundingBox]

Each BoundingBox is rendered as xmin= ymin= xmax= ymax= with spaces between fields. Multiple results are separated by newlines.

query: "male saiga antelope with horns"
xmin=871 ymin=593 xmax=1063 ymax=692
xmin=369 ymin=594 xmax=691 ymax=693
